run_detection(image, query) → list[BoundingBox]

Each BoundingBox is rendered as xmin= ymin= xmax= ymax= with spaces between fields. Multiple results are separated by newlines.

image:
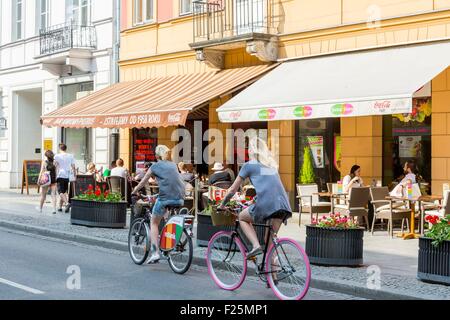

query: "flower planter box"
xmin=71 ymin=199 xmax=128 ymax=228
xmin=305 ymin=225 xmax=364 ymax=266
xmin=418 ymin=237 xmax=450 ymax=285
xmin=196 ymin=212 xmax=267 ymax=248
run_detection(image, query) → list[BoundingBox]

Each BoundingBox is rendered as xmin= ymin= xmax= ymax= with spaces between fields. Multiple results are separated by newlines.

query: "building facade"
xmin=0 ymin=0 xmax=119 ymax=188
xmin=41 ymin=0 xmax=443 ymax=205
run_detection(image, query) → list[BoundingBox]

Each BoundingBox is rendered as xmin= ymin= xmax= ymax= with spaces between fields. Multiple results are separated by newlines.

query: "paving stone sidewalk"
xmin=0 ymin=189 xmax=449 ymax=300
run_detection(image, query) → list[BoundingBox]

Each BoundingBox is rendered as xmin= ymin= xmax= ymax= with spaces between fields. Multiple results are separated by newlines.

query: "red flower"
xmin=95 ymin=190 xmax=101 ymax=197
xmin=215 ymin=197 xmax=221 ymax=202
xmin=88 ymin=184 xmax=94 ymax=190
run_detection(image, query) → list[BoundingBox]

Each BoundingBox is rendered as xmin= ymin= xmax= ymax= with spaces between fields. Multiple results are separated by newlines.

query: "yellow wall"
xmin=431 ymin=67 xmax=450 ymax=195
xmin=341 ymin=116 xmax=383 ymax=185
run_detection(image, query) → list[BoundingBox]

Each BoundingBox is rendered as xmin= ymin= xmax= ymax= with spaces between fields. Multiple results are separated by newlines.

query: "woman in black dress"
xmin=37 ymin=150 xmax=58 ymax=214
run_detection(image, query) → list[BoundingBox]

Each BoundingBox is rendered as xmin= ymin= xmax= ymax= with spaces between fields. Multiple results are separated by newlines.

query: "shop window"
xmin=132 ymin=128 xmax=158 ymax=173
xmin=296 ymin=119 xmax=341 ymax=191
xmin=383 ymin=97 xmax=432 ymax=192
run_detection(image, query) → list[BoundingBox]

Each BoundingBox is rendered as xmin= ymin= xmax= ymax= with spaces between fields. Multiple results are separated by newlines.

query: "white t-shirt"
xmin=54 ymin=153 xmax=75 ymax=179
xmin=343 ymin=175 xmax=363 ymax=191
xmin=110 ymin=167 xmax=128 ymax=179
xmin=400 ymin=173 xmax=416 ymax=185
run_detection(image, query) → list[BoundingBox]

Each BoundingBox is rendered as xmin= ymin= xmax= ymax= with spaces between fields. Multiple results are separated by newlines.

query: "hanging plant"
xmin=393 ymin=99 xmax=431 ymax=123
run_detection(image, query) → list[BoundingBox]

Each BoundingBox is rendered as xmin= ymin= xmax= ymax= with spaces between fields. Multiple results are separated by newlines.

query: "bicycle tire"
xmin=168 ymin=229 xmax=193 ymax=274
xmin=206 ymin=231 xmax=247 ymax=291
xmin=265 ymin=238 xmax=311 ymax=300
xmin=128 ymin=218 xmax=150 ymax=265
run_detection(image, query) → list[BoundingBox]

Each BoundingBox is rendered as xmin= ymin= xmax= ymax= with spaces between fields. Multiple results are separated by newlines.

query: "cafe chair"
xmin=296 ymin=184 xmax=331 ymax=227
xmin=72 ymin=174 xmax=97 ymax=197
xmin=423 ymin=189 xmax=450 ymax=223
xmin=106 ymin=176 xmax=128 ymax=203
xmin=370 ymin=187 xmax=411 ymax=238
xmin=334 ymin=187 xmax=371 ymax=230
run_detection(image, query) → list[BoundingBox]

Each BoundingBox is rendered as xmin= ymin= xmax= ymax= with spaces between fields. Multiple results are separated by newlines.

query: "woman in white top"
xmin=343 ymin=165 xmax=364 ymax=193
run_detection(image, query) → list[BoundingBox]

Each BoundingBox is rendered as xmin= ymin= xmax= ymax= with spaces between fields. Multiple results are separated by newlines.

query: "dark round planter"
xmin=418 ymin=237 xmax=450 ymax=285
xmin=305 ymin=225 xmax=364 ymax=266
xmin=71 ymin=199 xmax=128 ymax=228
xmin=196 ymin=212 xmax=267 ymax=248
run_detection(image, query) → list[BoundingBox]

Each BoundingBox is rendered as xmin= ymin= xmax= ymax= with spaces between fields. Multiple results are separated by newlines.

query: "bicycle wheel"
xmin=206 ymin=231 xmax=247 ymax=291
xmin=168 ymin=229 xmax=193 ymax=274
xmin=128 ymin=218 xmax=150 ymax=265
xmin=266 ymin=238 xmax=311 ymax=300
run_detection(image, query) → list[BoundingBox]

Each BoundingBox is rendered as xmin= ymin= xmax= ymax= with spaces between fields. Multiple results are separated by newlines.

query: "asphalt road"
xmin=0 ymin=228 xmax=365 ymax=300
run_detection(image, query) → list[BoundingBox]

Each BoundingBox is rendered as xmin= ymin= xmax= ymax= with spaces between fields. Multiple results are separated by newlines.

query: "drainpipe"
xmin=110 ymin=0 xmax=121 ymax=162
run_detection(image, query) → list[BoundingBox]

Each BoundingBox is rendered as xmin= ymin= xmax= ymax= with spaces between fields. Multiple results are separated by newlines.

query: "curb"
xmin=0 ymin=219 xmax=428 ymax=300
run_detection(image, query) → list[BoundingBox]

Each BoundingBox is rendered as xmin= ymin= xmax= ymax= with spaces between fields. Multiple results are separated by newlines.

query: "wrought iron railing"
xmin=193 ymin=0 xmax=275 ymax=43
xmin=39 ymin=22 xmax=97 ymax=55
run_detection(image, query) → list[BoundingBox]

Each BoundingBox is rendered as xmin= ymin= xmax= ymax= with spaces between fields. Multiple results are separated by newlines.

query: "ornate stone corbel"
xmin=246 ymin=37 xmax=278 ymax=62
xmin=195 ymin=49 xmax=224 ymax=69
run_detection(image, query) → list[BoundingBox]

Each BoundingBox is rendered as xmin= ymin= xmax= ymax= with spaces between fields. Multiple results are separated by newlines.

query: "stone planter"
xmin=71 ymin=199 xmax=128 ymax=228
xmin=418 ymin=237 xmax=450 ymax=285
xmin=305 ymin=225 xmax=364 ymax=266
xmin=196 ymin=212 xmax=268 ymax=248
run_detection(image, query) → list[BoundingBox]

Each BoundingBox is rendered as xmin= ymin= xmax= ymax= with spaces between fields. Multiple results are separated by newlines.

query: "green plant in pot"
xmin=299 ymin=146 xmax=315 ymax=184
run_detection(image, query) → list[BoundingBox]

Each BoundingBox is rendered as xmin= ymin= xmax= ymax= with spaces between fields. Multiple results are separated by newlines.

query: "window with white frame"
xmin=180 ymin=0 xmax=192 ymax=15
xmin=134 ymin=0 xmax=154 ymax=25
xmin=12 ymin=0 xmax=24 ymax=41
xmin=36 ymin=0 xmax=50 ymax=34
xmin=66 ymin=0 xmax=91 ymax=25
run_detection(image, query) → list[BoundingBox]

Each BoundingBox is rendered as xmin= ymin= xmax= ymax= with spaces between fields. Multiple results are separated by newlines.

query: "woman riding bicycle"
xmin=132 ymin=145 xmax=185 ymax=264
xmin=219 ymin=137 xmax=292 ymax=260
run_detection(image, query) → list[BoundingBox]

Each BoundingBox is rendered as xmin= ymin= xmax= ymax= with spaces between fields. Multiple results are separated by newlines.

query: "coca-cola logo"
xmin=168 ymin=113 xmax=182 ymax=123
xmin=229 ymin=111 xmax=242 ymax=121
xmin=373 ymin=101 xmax=391 ymax=111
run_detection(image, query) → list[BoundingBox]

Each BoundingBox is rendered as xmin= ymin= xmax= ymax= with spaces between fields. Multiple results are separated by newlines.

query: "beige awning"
xmin=41 ymin=64 xmax=276 ymax=128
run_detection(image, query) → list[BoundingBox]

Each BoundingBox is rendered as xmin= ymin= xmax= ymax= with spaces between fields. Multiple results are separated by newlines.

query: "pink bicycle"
xmin=205 ymin=207 xmax=311 ymax=300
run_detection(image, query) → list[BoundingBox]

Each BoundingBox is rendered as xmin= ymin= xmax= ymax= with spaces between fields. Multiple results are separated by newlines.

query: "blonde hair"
xmin=87 ymin=162 xmax=96 ymax=172
xmin=155 ymin=145 xmax=171 ymax=160
xmin=248 ymin=137 xmax=278 ymax=170
xmin=178 ymin=161 xmax=187 ymax=172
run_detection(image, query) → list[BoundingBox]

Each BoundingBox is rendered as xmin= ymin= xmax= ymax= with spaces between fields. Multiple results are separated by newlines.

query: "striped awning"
xmin=41 ymin=64 xmax=276 ymax=128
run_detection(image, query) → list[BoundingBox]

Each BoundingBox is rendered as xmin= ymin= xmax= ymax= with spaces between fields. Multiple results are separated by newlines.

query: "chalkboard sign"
xmin=21 ymin=160 xmax=42 ymax=195
xmin=73 ymin=174 xmax=96 ymax=197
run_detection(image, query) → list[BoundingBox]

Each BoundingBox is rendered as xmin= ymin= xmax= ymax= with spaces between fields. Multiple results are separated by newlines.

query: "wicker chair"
xmin=334 ymin=187 xmax=371 ymax=230
xmin=296 ymin=184 xmax=331 ymax=226
xmin=106 ymin=176 xmax=128 ymax=202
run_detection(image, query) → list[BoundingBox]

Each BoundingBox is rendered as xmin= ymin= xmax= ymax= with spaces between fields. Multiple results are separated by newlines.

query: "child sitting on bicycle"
xmin=218 ymin=137 xmax=292 ymax=260
xmin=132 ymin=145 xmax=185 ymax=264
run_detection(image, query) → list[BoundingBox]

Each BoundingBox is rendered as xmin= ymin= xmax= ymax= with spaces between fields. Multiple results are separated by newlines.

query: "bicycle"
xmin=205 ymin=203 xmax=311 ymax=300
xmin=128 ymin=194 xmax=195 ymax=274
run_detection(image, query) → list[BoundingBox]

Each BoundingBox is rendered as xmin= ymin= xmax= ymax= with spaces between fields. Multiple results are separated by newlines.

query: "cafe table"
xmin=313 ymin=192 xmax=348 ymax=213
xmin=385 ymin=195 xmax=442 ymax=239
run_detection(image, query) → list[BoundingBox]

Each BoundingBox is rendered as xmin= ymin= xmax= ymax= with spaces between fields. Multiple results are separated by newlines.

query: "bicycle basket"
xmin=210 ymin=206 xmax=236 ymax=227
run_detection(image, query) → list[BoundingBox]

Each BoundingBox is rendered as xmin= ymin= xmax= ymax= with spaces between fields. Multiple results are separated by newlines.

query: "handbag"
xmin=39 ymin=171 xmax=51 ymax=187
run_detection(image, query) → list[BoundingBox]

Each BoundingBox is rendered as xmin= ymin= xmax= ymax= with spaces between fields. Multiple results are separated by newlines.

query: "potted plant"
xmin=418 ymin=215 xmax=450 ymax=285
xmin=299 ymin=146 xmax=315 ymax=185
xmin=71 ymin=184 xmax=128 ymax=228
xmin=305 ymin=213 xmax=365 ymax=266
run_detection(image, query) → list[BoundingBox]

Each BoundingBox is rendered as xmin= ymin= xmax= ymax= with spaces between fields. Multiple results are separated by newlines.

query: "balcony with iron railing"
xmin=190 ymin=0 xmax=278 ymax=67
xmin=191 ymin=0 xmax=276 ymax=47
xmin=39 ymin=21 xmax=97 ymax=56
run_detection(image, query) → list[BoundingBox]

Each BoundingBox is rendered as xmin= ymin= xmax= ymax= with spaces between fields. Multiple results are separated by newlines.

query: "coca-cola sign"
xmin=229 ymin=111 xmax=242 ymax=121
xmin=373 ymin=101 xmax=391 ymax=112
xmin=168 ymin=113 xmax=182 ymax=123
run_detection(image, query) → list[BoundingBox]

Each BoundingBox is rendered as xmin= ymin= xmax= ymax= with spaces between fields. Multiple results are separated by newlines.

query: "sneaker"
xmin=246 ymin=247 xmax=263 ymax=260
xmin=57 ymin=208 xmax=63 ymax=212
xmin=64 ymin=205 xmax=71 ymax=213
xmin=146 ymin=253 xmax=160 ymax=264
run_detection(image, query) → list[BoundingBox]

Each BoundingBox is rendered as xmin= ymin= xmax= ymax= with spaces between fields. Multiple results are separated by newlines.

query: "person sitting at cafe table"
xmin=103 ymin=160 xmax=116 ymax=178
xmin=390 ymin=161 xmax=418 ymax=196
xmin=342 ymin=165 xmax=364 ymax=193
xmin=178 ymin=162 xmax=194 ymax=183
xmin=209 ymin=162 xmax=232 ymax=186
xmin=86 ymin=162 xmax=103 ymax=183
xmin=110 ymin=158 xmax=130 ymax=180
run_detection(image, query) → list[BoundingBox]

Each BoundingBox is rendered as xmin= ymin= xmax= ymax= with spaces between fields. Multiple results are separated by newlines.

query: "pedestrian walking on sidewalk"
xmin=54 ymin=143 xmax=76 ymax=213
xmin=36 ymin=150 xmax=58 ymax=214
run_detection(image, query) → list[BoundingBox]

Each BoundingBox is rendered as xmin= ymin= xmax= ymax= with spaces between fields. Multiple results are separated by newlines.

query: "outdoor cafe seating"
xmin=296 ymin=184 xmax=331 ymax=226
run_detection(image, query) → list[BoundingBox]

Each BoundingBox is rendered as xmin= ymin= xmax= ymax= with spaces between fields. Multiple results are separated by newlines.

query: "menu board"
xmin=132 ymin=128 xmax=157 ymax=172
xmin=306 ymin=136 xmax=324 ymax=168
xmin=21 ymin=160 xmax=42 ymax=195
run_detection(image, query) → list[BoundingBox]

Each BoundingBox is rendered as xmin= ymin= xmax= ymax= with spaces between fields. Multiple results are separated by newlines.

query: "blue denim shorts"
xmin=152 ymin=198 xmax=184 ymax=216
